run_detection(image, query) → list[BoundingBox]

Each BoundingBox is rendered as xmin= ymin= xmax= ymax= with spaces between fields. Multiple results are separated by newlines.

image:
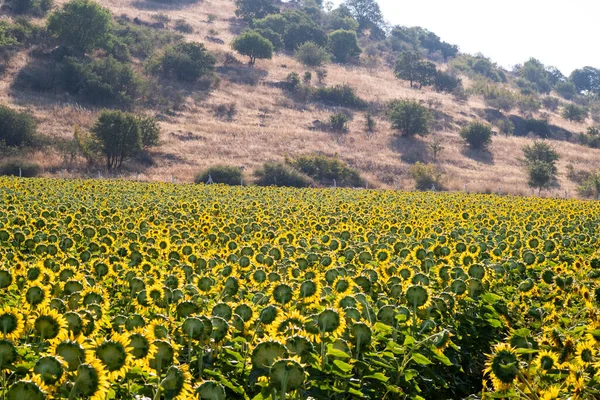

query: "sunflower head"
xmin=485 ymin=343 xmax=519 ymax=390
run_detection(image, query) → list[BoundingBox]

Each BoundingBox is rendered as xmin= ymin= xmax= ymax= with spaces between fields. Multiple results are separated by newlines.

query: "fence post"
xmin=207 ymin=174 xmax=213 ymax=184
xmin=464 ymin=184 xmax=468 ymax=193
xmin=18 ymin=168 xmax=21 ymax=178
xmin=333 ymin=179 xmax=337 ymax=189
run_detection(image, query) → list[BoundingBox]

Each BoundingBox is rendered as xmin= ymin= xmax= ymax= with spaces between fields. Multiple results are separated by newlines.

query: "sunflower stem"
xmin=515 ymin=368 xmax=539 ymax=400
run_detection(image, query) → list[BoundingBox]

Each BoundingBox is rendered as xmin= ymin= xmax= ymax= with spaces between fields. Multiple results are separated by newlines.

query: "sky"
xmin=329 ymin=0 xmax=599 ymax=75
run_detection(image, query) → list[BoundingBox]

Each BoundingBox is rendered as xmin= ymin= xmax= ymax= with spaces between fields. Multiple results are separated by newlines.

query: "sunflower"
xmin=267 ymin=309 xmax=307 ymax=340
xmin=128 ymin=328 xmax=157 ymax=368
xmin=5 ymin=378 xmax=48 ymax=400
xmin=534 ymin=349 xmax=559 ymax=372
xmin=94 ymin=332 xmax=134 ymax=381
xmin=70 ymin=360 xmax=110 ymax=400
xmin=575 ymin=340 xmax=596 ymax=365
xmin=539 ymin=385 xmax=561 ymax=400
xmin=30 ymin=307 xmax=68 ymax=344
xmin=32 ymin=355 xmax=67 ymax=387
xmin=24 ymin=283 xmax=51 ymax=308
xmin=160 ymin=365 xmax=193 ymax=400
xmin=0 ymin=306 xmax=25 ymax=341
xmin=484 ymin=343 xmax=519 ymax=390
xmin=50 ymin=335 xmax=90 ymax=372
xmin=316 ymin=308 xmax=346 ymax=339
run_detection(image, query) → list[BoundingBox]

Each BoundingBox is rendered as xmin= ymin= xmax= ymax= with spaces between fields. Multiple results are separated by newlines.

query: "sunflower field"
xmin=1 ymin=178 xmax=600 ymax=399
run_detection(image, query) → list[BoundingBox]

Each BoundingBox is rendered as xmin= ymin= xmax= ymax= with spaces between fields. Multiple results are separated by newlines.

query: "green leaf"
xmin=516 ymin=348 xmax=539 ymax=355
xmin=404 ymin=369 xmax=418 ymax=380
xmin=363 ymin=372 xmax=389 ymax=382
xmin=486 ymin=318 xmax=503 ymax=328
xmin=348 ymin=388 xmax=364 ymax=397
xmin=385 ymin=341 xmax=404 ymax=355
xmin=404 ymin=335 xmax=415 ymax=346
xmin=411 ymin=353 xmax=432 ymax=365
xmin=432 ymin=351 xmax=453 ymax=366
xmin=327 ymin=344 xmax=351 ymax=359
xmin=333 ymin=359 xmax=354 ymax=373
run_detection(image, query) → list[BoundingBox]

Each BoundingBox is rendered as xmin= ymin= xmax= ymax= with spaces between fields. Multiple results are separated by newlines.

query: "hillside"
xmin=1 ymin=0 xmax=600 ymax=196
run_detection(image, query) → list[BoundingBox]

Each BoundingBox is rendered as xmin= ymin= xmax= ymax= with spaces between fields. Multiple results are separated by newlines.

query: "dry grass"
xmin=2 ymin=0 xmax=600 ymax=197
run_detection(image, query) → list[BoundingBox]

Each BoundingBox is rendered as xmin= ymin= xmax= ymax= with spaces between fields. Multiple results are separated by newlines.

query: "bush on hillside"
xmin=433 ymin=71 xmax=461 ymax=93
xmin=313 ymin=84 xmax=367 ymax=109
xmin=328 ymin=29 xmax=361 ymax=63
xmin=253 ymin=28 xmax=283 ymax=51
xmin=542 ymin=96 xmax=560 ymax=112
xmin=47 ymin=0 xmax=111 ymax=53
xmin=523 ymin=118 xmax=551 ymax=138
xmin=91 ymin=110 xmax=143 ymax=169
xmin=295 ymin=42 xmax=330 ymax=67
xmin=388 ymin=99 xmax=431 ymax=137
xmin=328 ymin=113 xmax=349 ymax=133
xmin=174 ymin=19 xmax=193 ymax=34
xmin=0 ymin=161 xmax=41 ymax=177
xmin=254 ymin=162 xmax=314 ymax=187
xmin=195 ymin=165 xmax=243 ymax=185
xmin=12 ymin=0 xmax=53 ymax=16
xmin=232 ymin=31 xmax=273 ymax=66
xmin=459 ymin=121 xmax=493 ymax=150
xmin=111 ymin=17 xmax=182 ymax=60
xmin=0 ymin=105 xmax=37 ymax=148
xmin=150 ymin=42 xmax=216 ymax=83
xmin=63 ymin=56 xmax=143 ymax=107
xmin=287 ymin=154 xmax=365 ymax=187
xmin=562 ymin=103 xmax=588 ymax=122
xmin=410 ymin=162 xmax=441 ymax=190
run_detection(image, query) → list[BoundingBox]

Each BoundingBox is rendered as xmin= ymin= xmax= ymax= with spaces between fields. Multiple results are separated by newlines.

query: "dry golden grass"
xmin=2 ymin=0 xmax=600 ymax=197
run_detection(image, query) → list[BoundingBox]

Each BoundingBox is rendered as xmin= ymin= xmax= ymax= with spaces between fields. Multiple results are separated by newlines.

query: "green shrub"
xmin=234 ymin=0 xmax=278 ymax=22
xmin=63 ymin=56 xmax=143 ymax=107
xmin=288 ymin=154 xmax=364 ymax=187
xmin=562 ymin=103 xmax=588 ymax=122
xmin=111 ymin=17 xmax=182 ymax=60
xmin=137 ymin=115 xmax=160 ymax=147
xmin=174 ymin=19 xmax=193 ymax=34
xmin=527 ymin=160 xmax=555 ymax=192
xmin=0 ymin=161 xmax=41 ymax=177
xmin=12 ymin=0 xmax=52 ymax=16
xmin=283 ymin=21 xmax=327 ymax=51
xmin=576 ymin=171 xmax=600 ymax=198
xmin=328 ymin=113 xmax=349 ymax=133
xmin=555 ymin=81 xmax=577 ymax=100
xmin=232 ymin=31 xmax=273 ymax=66
xmin=388 ymin=99 xmax=431 ymax=137
xmin=254 ymin=162 xmax=314 ymax=187
xmin=523 ymin=118 xmax=551 ymax=138
xmin=47 ymin=0 xmax=111 ymax=53
xmin=433 ymin=71 xmax=461 ymax=93
xmin=151 ymin=42 xmax=216 ymax=82
xmin=328 ymin=29 xmax=361 ymax=63
xmin=0 ymin=105 xmax=37 ymax=148
xmin=295 ymin=42 xmax=330 ymax=67
xmin=517 ymin=95 xmax=541 ymax=116
xmin=91 ymin=110 xmax=142 ymax=169
xmin=522 ymin=140 xmax=559 ymax=193
xmin=252 ymin=28 xmax=283 ymax=51
xmin=313 ymin=84 xmax=367 ymax=109
xmin=459 ymin=121 xmax=493 ymax=150
xmin=195 ymin=165 xmax=243 ymax=185
xmin=410 ymin=162 xmax=441 ymax=190
xmin=542 ymin=96 xmax=560 ymax=112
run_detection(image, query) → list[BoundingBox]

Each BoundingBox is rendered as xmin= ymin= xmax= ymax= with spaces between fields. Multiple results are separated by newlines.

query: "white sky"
xmin=330 ymin=0 xmax=599 ymax=75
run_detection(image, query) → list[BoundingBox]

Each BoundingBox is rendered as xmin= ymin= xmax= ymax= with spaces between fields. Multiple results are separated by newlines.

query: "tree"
xmin=394 ymin=52 xmax=436 ymax=89
xmin=527 ymin=161 xmax=555 ymax=193
xmin=91 ymin=111 xmax=141 ymax=169
xmin=0 ymin=105 xmax=37 ymax=148
xmin=343 ymin=0 xmax=384 ymax=33
xmin=522 ymin=141 xmax=559 ymax=193
xmin=459 ymin=121 xmax=493 ymax=150
xmin=137 ymin=116 xmax=160 ymax=148
xmin=388 ymin=99 xmax=431 ymax=137
xmin=295 ymin=42 xmax=330 ymax=67
xmin=520 ymin=58 xmax=551 ymax=93
xmin=47 ymin=0 xmax=111 ymax=54
xmin=555 ymin=81 xmax=577 ymax=100
xmin=433 ymin=71 xmax=461 ymax=93
xmin=232 ymin=31 xmax=273 ymax=66
xmin=154 ymin=42 xmax=216 ymax=82
xmin=562 ymin=103 xmax=588 ymax=122
xmin=234 ymin=0 xmax=278 ymax=22
xmin=328 ymin=29 xmax=361 ymax=63
xmin=570 ymin=67 xmax=600 ymax=94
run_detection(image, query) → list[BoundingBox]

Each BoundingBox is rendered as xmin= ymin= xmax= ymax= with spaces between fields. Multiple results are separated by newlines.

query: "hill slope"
xmin=1 ymin=0 xmax=599 ymax=196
